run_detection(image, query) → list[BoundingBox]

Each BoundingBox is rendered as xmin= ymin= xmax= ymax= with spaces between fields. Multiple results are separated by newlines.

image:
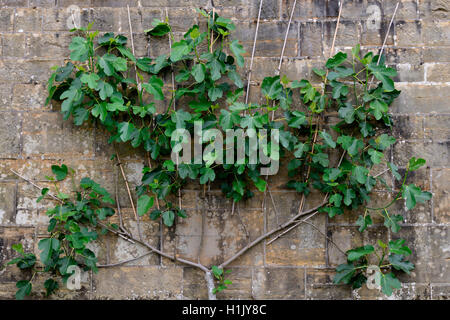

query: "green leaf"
xmin=60 ymin=87 xmax=82 ymax=115
xmin=368 ymin=148 xmax=384 ymax=164
xmin=207 ymin=58 xmax=224 ymax=81
xmin=171 ymin=110 xmax=192 ymax=128
xmin=162 ymin=210 xmax=175 ymax=227
xmin=145 ymin=21 xmax=171 ymax=36
xmin=81 ymin=73 xmax=100 ymax=90
xmin=253 ymin=177 xmax=267 ymax=192
xmin=408 ymin=157 xmax=426 ymax=171
xmin=69 ymin=37 xmax=90 ymax=62
xmin=55 ymin=62 xmax=74 ymax=82
xmin=137 ymin=195 xmax=154 ymax=217
xmin=178 ymin=164 xmax=199 ymax=179
xmin=229 ymin=40 xmax=245 ymax=67
xmin=91 ymin=103 xmax=107 ymax=122
xmin=381 ymin=210 xmax=403 ymax=233
xmin=170 ymin=40 xmax=191 ymax=62
xmin=347 ymin=138 xmax=364 ymax=157
xmin=312 ymin=153 xmax=329 ymax=167
xmin=44 ymin=278 xmax=59 ymax=297
xmin=330 ymin=80 xmax=349 ymax=99
xmin=402 ymin=184 xmax=432 ymax=210
xmin=12 ymin=243 xmax=24 ymax=254
xmin=388 ymin=162 xmax=401 ymax=180
xmin=375 ymin=134 xmax=396 ymax=150
xmin=329 ymin=194 xmax=343 ymax=207
xmin=356 ymin=214 xmax=373 ymax=232
xmin=333 ymin=263 xmax=356 ymax=284
xmin=324 ymin=168 xmax=341 ymax=182
xmin=287 ymin=111 xmax=306 ymax=128
xmin=177 ymin=209 xmax=187 ymax=218
xmin=347 ymin=245 xmax=374 ymax=262
xmin=208 ymin=87 xmax=223 ymax=102
xmin=97 ymin=81 xmax=114 ymax=100
xmin=352 ymin=166 xmax=369 ymax=184
xmin=294 ymin=143 xmax=308 ymax=158
xmin=227 ymin=70 xmax=243 ymax=88
xmin=219 ymin=109 xmax=240 ymax=130
xmin=312 ymin=68 xmax=326 ymax=77
xmin=117 ymin=46 xmax=135 ymax=62
xmin=343 ymin=188 xmax=356 ymax=206
xmin=389 ymin=254 xmax=414 ymax=274
xmin=232 ymin=179 xmax=245 ymax=196
xmin=320 ymin=206 xmax=343 ymax=218
xmin=326 ymin=52 xmax=347 ymax=69
xmin=191 ymin=63 xmax=206 ymax=83
xmin=82 ymin=248 xmax=98 ymax=272
xmin=51 ymin=164 xmax=68 ymax=181
xmin=15 ymin=280 xmax=32 ymax=300
xmin=320 ymin=131 xmax=336 ymax=148
xmin=261 ymin=76 xmax=283 ymax=100
xmin=338 ymin=104 xmax=355 ymax=123
xmin=370 ymin=99 xmax=388 ymax=120
xmin=99 ymin=53 xmax=127 ymax=76
xmin=388 ymin=239 xmax=412 ymax=256
xmin=212 ymin=265 xmax=223 ymax=278
xmin=38 ymin=238 xmax=60 ymax=265
xmin=379 ymin=272 xmax=401 ymax=296
xmin=149 ymin=209 xmax=162 ymax=220
xmin=368 ymin=63 xmax=397 ymax=92
xmin=142 ymin=76 xmax=164 ymax=100
xmin=118 ymin=122 xmax=135 ymax=142
xmin=200 ymin=167 xmax=215 ymax=184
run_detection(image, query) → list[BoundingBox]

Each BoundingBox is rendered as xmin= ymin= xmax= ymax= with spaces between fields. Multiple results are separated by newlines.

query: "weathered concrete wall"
xmin=0 ymin=0 xmax=449 ymax=300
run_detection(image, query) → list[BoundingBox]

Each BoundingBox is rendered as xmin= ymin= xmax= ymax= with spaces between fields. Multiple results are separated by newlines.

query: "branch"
xmin=277 ymin=0 xmax=297 ymax=74
xmin=98 ymin=251 xmax=153 ymax=268
xmin=115 ymin=151 xmax=138 ymax=220
xmin=244 ymin=0 xmax=263 ymax=106
xmin=218 ymin=200 xmax=327 ymax=268
xmin=368 ymin=1 xmax=399 ymax=89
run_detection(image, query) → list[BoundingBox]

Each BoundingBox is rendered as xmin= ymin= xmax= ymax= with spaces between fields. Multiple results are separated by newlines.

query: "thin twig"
xmin=267 ymin=210 xmax=318 ymax=245
xmin=244 ymin=0 xmax=263 ymax=106
xmin=302 ymin=219 xmax=346 ymax=255
xmin=297 ymin=0 xmax=344 ymax=216
xmin=261 ymin=0 xmax=298 ymax=219
xmin=236 ymin=202 xmax=250 ymax=241
xmin=218 ymin=200 xmax=327 ymax=268
xmin=166 ymin=9 xmax=176 ymax=111
xmin=277 ymin=0 xmax=297 ymax=74
xmin=127 ymin=5 xmax=140 ymax=91
xmin=368 ymin=1 xmax=399 ymax=89
xmin=115 ymin=151 xmax=138 ymax=221
xmin=267 ymin=184 xmax=280 ymax=226
xmin=98 ymin=251 xmax=153 ymax=268
xmin=12 ymin=167 xmax=209 ymax=275
xmin=10 ymin=169 xmax=61 ymax=203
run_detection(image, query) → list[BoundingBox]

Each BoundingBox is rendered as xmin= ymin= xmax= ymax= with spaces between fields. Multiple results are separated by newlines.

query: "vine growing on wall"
xmin=3 ymin=9 xmax=432 ymax=299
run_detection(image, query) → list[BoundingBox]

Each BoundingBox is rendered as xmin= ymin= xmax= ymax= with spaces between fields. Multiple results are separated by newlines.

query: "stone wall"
xmin=0 ymin=0 xmax=448 ymax=300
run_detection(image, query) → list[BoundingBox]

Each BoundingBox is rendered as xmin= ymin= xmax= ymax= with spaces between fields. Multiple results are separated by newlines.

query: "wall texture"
xmin=0 ymin=0 xmax=449 ymax=300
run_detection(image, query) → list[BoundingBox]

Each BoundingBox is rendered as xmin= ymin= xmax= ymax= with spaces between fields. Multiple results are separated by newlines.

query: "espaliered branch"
xmin=5 ymin=9 xmax=431 ymax=299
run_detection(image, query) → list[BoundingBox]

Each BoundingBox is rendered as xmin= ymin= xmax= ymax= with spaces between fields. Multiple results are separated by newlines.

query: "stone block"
xmin=426 ymin=63 xmax=450 ymax=82
xmin=393 ymin=140 xmax=449 ymax=168
xmin=253 ymin=267 xmax=305 ymax=299
xmin=432 ymin=168 xmax=449 ymax=224
xmin=0 ymin=183 xmax=16 ymax=225
xmin=305 ymin=268 xmax=352 ymax=299
xmin=14 ymin=8 xmax=42 ymax=33
xmin=391 ymin=84 xmax=450 ymax=114
xmin=92 ymin=266 xmax=183 ymax=299
xmin=0 ymin=111 xmax=21 ymax=159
